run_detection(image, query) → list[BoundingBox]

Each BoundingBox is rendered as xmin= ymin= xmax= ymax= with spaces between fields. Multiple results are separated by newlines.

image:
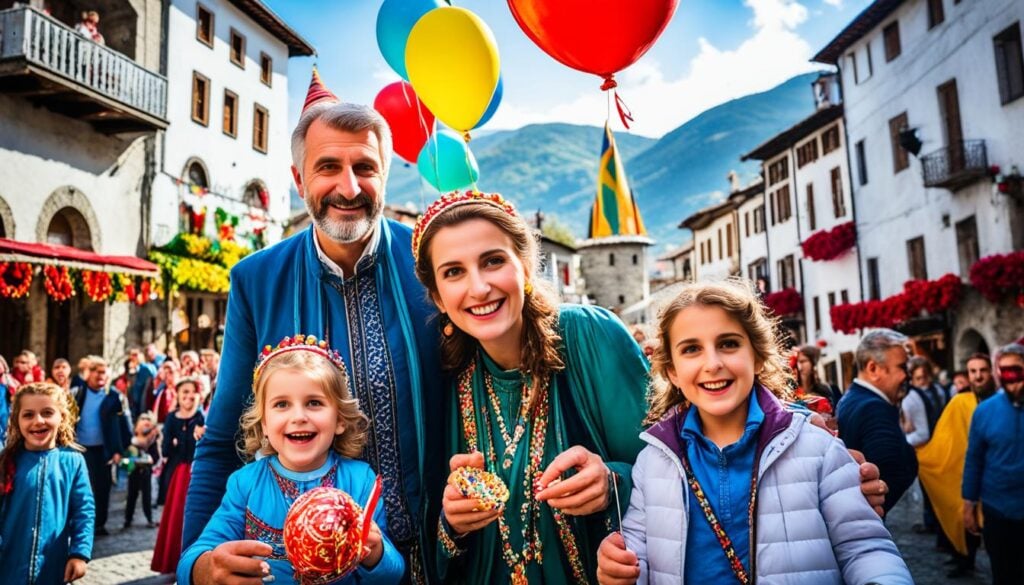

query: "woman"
xmin=412 ymin=191 xmax=649 ymax=584
xmin=793 ymin=345 xmax=840 ymax=420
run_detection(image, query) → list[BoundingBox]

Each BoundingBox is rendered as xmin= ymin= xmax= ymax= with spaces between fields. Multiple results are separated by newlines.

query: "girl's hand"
xmin=360 ymin=521 xmax=384 ymax=568
xmin=597 ymin=532 xmax=639 ymax=585
xmin=535 ymin=446 xmax=610 ymax=515
xmin=193 ymin=540 xmax=273 ymax=585
xmin=64 ymin=557 xmax=87 ymax=582
xmin=443 ymin=452 xmax=501 ymax=535
xmin=194 ymin=424 xmax=206 ymax=441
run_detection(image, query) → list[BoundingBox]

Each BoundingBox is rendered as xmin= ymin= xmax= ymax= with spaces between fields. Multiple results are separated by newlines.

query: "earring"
xmin=442 ymin=314 xmax=455 ymax=337
xmin=524 ymin=280 xmax=534 ymax=296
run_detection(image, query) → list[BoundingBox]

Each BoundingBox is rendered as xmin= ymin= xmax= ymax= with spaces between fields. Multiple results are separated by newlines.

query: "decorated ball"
xmin=283 ymin=487 xmax=365 ymax=580
xmin=448 ymin=466 xmax=510 ymax=511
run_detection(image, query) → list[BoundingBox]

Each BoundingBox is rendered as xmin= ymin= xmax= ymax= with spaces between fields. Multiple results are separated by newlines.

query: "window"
xmin=847 ymin=52 xmax=859 ymax=84
xmin=889 ymin=112 xmax=910 ymax=173
xmin=726 ymin=224 xmax=733 ymax=257
xmin=768 ymin=157 xmax=789 ymax=185
xmin=994 ymin=22 xmax=1024 ymax=105
xmin=830 ymin=167 xmax=846 ymax=218
xmin=230 ymin=28 xmax=246 ymax=68
xmin=618 ymin=295 xmax=625 ymax=305
xmin=774 ymin=185 xmax=792 ymax=223
xmin=243 ymin=181 xmax=267 ymax=209
xmin=927 ymin=0 xmax=945 ymax=29
xmin=191 ymin=71 xmax=210 ymax=126
xmin=745 ymin=211 xmax=751 ymax=237
xmin=632 ymin=254 xmax=638 ymax=265
xmin=821 ymin=125 xmax=841 ymax=154
xmin=260 ymin=52 xmax=273 ymax=86
xmin=828 ymin=292 xmax=837 ymax=310
xmin=778 ymin=255 xmax=795 ymax=289
xmin=841 ymin=290 xmax=850 ymax=304
xmin=855 ymin=140 xmax=868 ymax=186
xmin=748 ymin=258 xmax=768 ymax=283
xmin=754 ymin=207 xmax=765 ymax=233
xmin=196 ymin=4 xmax=214 ymax=48
xmin=717 ymin=228 xmax=723 ymax=260
xmin=609 ymin=253 xmax=615 ymax=266
xmin=907 ymin=236 xmax=928 ymax=280
xmin=813 ymin=296 xmax=821 ymax=332
xmin=222 ymin=89 xmax=238 ymax=137
xmin=797 ymin=138 xmax=819 ymax=168
xmin=187 ymin=160 xmax=209 ymax=187
xmin=253 ymin=104 xmax=269 ymax=153
xmin=956 ymin=216 xmax=979 ymax=278
xmin=806 ymin=183 xmax=816 ymax=231
xmin=883 ymin=21 xmax=901 ymax=62
xmin=867 ymin=257 xmax=881 ymax=300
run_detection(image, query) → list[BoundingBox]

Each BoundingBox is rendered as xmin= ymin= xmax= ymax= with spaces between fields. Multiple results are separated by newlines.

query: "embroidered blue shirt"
xmin=681 ymin=390 xmax=764 ymax=583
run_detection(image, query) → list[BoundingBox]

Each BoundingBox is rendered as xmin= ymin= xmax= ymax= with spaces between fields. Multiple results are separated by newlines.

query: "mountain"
xmin=299 ymin=72 xmax=823 ymax=251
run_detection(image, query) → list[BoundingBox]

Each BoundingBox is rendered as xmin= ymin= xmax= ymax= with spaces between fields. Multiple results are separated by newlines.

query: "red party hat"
xmin=302 ymin=67 xmax=339 ymax=114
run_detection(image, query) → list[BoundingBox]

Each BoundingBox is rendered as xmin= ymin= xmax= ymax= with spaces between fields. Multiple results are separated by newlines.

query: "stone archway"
xmin=36 ymin=186 xmax=101 ymax=251
xmin=0 ymin=195 xmax=14 ymax=239
xmin=956 ymin=328 xmax=990 ymax=365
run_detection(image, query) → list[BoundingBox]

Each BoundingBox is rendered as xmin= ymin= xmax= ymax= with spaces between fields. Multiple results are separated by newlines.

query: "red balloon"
xmin=374 ymin=81 xmax=436 ymax=163
xmin=284 ymin=487 xmax=364 ymax=580
xmin=508 ymin=0 xmax=679 ymax=81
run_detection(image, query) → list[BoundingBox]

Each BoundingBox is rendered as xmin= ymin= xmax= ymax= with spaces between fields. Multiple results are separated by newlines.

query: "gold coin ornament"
xmin=448 ymin=466 xmax=509 ymax=511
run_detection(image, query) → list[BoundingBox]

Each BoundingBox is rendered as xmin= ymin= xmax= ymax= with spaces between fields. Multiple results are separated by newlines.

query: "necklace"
xmin=483 ymin=370 xmax=531 ymax=470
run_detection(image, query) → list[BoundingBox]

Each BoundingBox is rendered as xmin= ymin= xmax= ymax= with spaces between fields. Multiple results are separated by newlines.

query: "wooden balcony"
xmin=0 ymin=7 xmax=167 ymax=133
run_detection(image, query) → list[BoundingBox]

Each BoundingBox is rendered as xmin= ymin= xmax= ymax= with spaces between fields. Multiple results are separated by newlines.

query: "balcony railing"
xmin=920 ymin=139 xmax=988 ymax=191
xmin=0 ymin=7 xmax=167 ymax=131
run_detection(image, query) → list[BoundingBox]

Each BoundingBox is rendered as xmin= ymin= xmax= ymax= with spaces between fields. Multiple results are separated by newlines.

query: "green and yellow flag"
xmin=589 ymin=123 xmax=647 ymax=238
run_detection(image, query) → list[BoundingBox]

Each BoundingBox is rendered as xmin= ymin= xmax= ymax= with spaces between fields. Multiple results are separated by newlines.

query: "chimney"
xmin=813 ymin=72 xmax=840 ymax=110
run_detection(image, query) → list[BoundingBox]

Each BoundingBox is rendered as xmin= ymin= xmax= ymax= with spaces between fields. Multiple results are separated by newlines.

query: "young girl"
xmin=0 ymin=382 xmax=95 ymax=583
xmin=123 ymin=412 xmax=161 ymax=529
xmin=178 ymin=335 xmax=403 ymax=584
xmin=151 ymin=376 xmax=204 ymax=573
xmin=597 ymin=279 xmax=912 ymax=585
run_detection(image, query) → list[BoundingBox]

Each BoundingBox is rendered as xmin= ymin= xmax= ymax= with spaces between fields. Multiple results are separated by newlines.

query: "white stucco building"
xmin=814 ymin=0 xmax=1024 ymax=367
xmin=681 ymin=198 xmax=739 ymax=283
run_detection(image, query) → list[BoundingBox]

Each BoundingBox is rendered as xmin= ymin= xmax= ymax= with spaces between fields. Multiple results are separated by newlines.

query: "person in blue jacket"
xmin=180 ymin=335 xmax=403 ymax=584
xmin=0 ymin=382 xmax=95 ymax=583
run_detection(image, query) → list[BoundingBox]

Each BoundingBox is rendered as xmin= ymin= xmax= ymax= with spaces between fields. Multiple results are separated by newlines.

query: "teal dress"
xmin=436 ymin=305 xmax=649 ymax=584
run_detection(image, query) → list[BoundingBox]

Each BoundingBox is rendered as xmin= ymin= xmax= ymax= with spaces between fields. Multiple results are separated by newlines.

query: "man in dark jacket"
xmin=75 ymin=356 xmax=132 ymax=536
xmin=838 ymin=329 xmax=918 ymax=513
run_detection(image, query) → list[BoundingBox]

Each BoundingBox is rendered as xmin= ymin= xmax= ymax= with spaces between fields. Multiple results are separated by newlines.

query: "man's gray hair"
xmin=995 ymin=343 xmax=1024 ymax=363
xmin=290 ymin=102 xmax=393 ymax=181
xmin=855 ymin=328 xmax=910 ymax=370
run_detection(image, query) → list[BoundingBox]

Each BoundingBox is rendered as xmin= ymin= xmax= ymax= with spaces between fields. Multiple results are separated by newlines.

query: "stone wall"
xmin=580 ymin=241 xmax=649 ymax=312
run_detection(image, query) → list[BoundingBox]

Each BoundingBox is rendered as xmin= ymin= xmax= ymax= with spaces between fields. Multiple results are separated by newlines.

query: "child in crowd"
xmin=597 ymin=279 xmax=911 ymax=585
xmin=178 ymin=335 xmax=403 ymax=584
xmin=0 ymin=383 xmax=95 ymax=583
xmin=123 ymin=412 xmax=161 ymax=529
xmin=151 ymin=377 xmax=204 ymax=574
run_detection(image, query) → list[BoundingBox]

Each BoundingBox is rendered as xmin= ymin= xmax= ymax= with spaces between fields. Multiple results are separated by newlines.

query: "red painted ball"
xmin=284 ymin=487 xmax=365 ymax=580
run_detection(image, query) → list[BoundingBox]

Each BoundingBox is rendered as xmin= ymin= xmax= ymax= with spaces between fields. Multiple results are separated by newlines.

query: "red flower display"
xmin=801 ymin=221 xmax=856 ymax=262
xmin=0 ymin=262 xmax=33 ymax=299
xmin=43 ymin=265 xmax=75 ymax=302
xmin=830 ymin=273 xmax=962 ymax=333
xmin=81 ymin=270 xmax=113 ymax=302
xmin=763 ymin=287 xmax=803 ymax=316
xmin=969 ymin=251 xmax=1024 ymax=304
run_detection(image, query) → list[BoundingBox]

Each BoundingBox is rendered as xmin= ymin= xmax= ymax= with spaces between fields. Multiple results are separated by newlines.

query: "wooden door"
xmin=937 ymin=80 xmax=964 ymax=172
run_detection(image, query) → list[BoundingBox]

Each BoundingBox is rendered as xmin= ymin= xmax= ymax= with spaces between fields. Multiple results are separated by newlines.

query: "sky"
xmin=263 ymin=0 xmax=874 ymax=139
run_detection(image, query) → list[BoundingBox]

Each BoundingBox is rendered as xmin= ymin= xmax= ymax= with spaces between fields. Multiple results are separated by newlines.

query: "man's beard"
xmin=308 ymin=192 xmax=383 ymax=244
xmin=972 ymin=378 xmax=997 ymax=399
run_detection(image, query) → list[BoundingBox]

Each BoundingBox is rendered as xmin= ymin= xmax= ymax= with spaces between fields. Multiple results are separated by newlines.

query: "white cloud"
xmin=822 ymin=0 xmax=843 ymax=7
xmin=488 ymin=0 xmax=820 ymax=138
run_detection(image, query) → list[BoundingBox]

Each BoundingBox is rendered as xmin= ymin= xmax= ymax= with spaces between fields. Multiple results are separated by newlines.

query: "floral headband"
xmin=411 ymin=190 xmax=518 ymax=262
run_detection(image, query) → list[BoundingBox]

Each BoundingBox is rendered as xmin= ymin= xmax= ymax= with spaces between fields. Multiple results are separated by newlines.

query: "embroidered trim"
xmin=244 ymin=508 xmax=287 ymax=560
xmin=436 ymin=515 xmax=465 ymax=558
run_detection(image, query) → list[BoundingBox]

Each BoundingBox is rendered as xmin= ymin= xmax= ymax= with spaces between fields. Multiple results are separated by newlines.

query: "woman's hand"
xmin=442 ymin=452 xmax=502 ymax=535
xmin=360 ymin=521 xmax=384 ymax=568
xmin=64 ymin=557 xmax=87 ymax=582
xmin=535 ymin=445 xmax=610 ymax=515
xmin=597 ymin=532 xmax=639 ymax=585
xmin=193 ymin=540 xmax=274 ymax=585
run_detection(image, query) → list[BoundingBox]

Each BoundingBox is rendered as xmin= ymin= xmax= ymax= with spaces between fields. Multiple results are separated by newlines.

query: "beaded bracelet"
xmin=437 ymin=514 xmax=466 ymax=558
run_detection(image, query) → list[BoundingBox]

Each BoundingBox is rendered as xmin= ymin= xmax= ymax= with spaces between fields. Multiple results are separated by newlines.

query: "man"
xmin=144 ymin=343 xmax=166 ymax=368
xmin=951 ymin=370 xmax=970 ymax=393
xmin=127 ymin=347 xmax=156 ymax=420
xmin=917 ymin=353 xmax=994 ymax=577
xmin=837 ymin=329 xmax=918 ymax=513
xmin=74 ymin=356 xmax=132 ymax=536
xmin=962 ymin=344 xmax=1024 ymax=585
xmin=70 ymin=356 xmax=91 ymax=391
xmin=183 ymin=80 xmax=443 ymax=585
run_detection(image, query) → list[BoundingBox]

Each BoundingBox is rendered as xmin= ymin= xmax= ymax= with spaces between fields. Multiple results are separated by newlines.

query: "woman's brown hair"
xmin=238 ymin=350 xmax=369 ymax=460
xmin=414 ymin=201 xmax=564 ymax=409
xmin=646 ymin=278 xmax=794 ymax=424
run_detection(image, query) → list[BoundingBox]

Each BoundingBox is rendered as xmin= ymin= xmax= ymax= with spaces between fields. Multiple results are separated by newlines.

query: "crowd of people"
xmin=0 ymin=77 xmax=1021 ymax=585
xmin=0 ymin=344 xmax=221 ymax=582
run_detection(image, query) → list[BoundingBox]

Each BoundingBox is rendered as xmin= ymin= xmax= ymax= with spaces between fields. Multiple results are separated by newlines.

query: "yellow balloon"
xmin=406 ymin=6 xmax=500 ymax=133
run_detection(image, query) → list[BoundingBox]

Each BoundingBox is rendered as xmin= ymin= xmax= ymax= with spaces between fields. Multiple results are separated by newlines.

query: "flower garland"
xmin=763 ymin=287 xmax=803 ymax=316
xmin=969 ymin=251 xmax=1024 ymax=307
xmin=81 ymin=270 xmax=113 ymax=302
xmin=44 ymin=265 xmax=75 ymax=302
xmin=0 ymin=262 xmax=33 ymax=298
xmin=801 ymin=221 xmax=856 ymax=262
xmin=150 ymin=250 xmax=230 ymax=294
xmin=830 ymin=273 xmax=962 ymax=333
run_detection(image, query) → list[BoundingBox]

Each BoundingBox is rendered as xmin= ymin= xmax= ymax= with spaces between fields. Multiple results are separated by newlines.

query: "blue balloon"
xmin=376 ymin=0 xmax=445 ymax=81
xmin=418 ymin=129 xmax=480 ymax=192
xmin=473 ymin=74 xmax=503 ymax=130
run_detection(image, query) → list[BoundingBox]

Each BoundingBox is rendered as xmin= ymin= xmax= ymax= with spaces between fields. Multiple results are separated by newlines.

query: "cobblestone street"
xmin=79 ymin=476 xmax=996 ymax=584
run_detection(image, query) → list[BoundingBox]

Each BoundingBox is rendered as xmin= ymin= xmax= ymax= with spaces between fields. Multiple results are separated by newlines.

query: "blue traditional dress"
xmin=179 ymin=451 xmax=404 ymax=585
xmin=185 ymin=220 xmax=443 ymax=584
xmin=0 ymin=446 xmax=95 ymax=585
xmin=436 ymin=305 xmax=649 ymax=584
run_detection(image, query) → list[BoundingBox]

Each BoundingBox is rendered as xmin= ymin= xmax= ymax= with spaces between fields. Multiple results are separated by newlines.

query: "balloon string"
xmin=462 ymin=132 xmax=478 ymax=193
xmin=600 ymin=75 xmax=633 ymax=130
